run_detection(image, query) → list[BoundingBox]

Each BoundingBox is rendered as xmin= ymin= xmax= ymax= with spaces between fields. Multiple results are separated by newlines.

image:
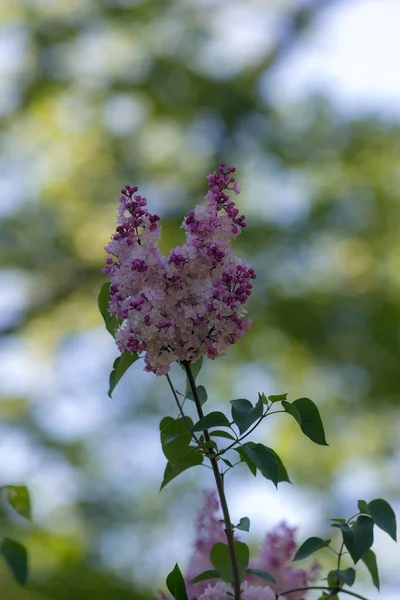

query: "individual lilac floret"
xmin=104 ymin=163 xmax=256 ymax=375
xmin=156 ymin=492 xmax=319 ymax=600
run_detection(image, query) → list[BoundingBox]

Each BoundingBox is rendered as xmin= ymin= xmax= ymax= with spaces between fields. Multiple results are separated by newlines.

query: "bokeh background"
xmin=1 ymin=0 xmax=400 ymax=598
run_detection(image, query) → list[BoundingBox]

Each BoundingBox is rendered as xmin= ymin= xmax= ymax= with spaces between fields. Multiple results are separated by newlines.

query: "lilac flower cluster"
xmin=158 ymin=492 xmax=319 ymax=600
xmin=103 ymin=164 xmax=255 ymax=375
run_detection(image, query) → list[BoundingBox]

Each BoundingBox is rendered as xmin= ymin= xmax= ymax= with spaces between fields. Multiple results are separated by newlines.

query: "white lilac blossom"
xmin=103 ymin=163 xmax=255 ymax=375
xmin=166 ymin=491 xmax=318 ymax=600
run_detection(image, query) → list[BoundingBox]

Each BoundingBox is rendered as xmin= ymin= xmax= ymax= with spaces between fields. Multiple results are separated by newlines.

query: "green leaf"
xmin=160 ymin=449 xmax=203 ymax=490
xmin=0 ymin=537 xmax=28 ymax=585
xmin=282 ymin=400 xmax=301 ymax=424
xmin=188 ymin=570 xmax=219 ymax=585
xmin=234 ymin=540 xmax=250 ymax=582
xmin=210 ymin=430 xmax=236 ymax=441
xmin=270 ymin=448 xmax=291 ymax=484
xmin=245 ymin=568 xmax=276 ymax=584
xmin=210 ymin=542 xmax=233 ymax=583
xmin=230 ymin=398 xmax=263 ymax=435
xmin=258 ymin=392 xmax=269 ymax=405
xmin=330 ymin=518 xmax=346 ymax=523
xmin=361 ymin=549 xmax=380 ymax=590
xmin=327 ymin=570 xmax=339 ymax=588
xmin=98 ymin=282 xmax=121 ymax=337
xmin=209 ymin=541 xmax=249 ymax=584
xmin=334 ymin=568 xmax=356 ymax=587
xmin=166 ymin=563 xmax=188 ymax=600
xmin=4 ymin=486 xmax=31 ymax=520
xmin=351 ymin=516 xmax=374 ymax=562
xmin=268 ymin=393 xmax=288 ymax=403
xmin=234 ymin=446 xmax=257 ymax=476
xmin=357 ymin=500 xmax=370 ymax=515
xmin=337 ymin=516 xmax=374 ymax=564
xmin=187 ymin=385 xmax=208 ymax=406
xmin=236 ymin=517 xmax=250 ymax=532
xmin=160 ymin=416 xmax=193 ymax=465
xmin=242 ymin=443 xmax=279 ymax=487
xmin=288 ymin=397 xmax=328 ymax=446
xmin=220 ymin=457 xmax=234 ymax=468
xmin=108 ymin=352 xmax=139 ymax=398
xmin=243 ymin=442 xmax=290 ymax=485
xmin=293 ymin=537 xmax=331 ymax=561
xmin=193 ymin=411 xmax=230 ymax=432
xmin=368 ymin=498 xmax=397 ymax=541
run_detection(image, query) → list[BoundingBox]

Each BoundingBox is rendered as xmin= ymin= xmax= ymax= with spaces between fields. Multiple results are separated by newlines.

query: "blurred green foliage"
xmin=1 ymin=0 xmax=399 ymax=598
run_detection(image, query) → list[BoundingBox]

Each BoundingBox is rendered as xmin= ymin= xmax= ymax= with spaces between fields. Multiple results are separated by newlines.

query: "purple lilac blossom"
xmin=103 ymin=163 xmax=255 ymax=375
xmin=156 ymin=491 xmax=319 ymax=600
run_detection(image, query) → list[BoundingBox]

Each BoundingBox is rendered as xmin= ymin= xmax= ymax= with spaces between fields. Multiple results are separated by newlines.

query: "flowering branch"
xmin=182 ymin=360 xmax=242 ymax=600
xmin=100 ymin=163 xmax=398 ymax=600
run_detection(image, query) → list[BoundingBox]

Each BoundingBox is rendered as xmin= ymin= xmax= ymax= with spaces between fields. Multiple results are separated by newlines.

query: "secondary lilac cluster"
xmin=103 ymin=164 xmax=255 ymax=375
xmin=157 ymin=492 xmax=319 ymax=600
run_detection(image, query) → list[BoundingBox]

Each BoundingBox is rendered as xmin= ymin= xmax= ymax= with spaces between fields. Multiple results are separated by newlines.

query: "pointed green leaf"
xmin=335 ymin=523 xmax=355 ymax=562
xmin=258 ymin=392 xmax=269 ymax=405
xmin=98 ymin=282 xmax=121 ymax=337
xmin=268 ymin=393 xmax=288 ymax=403
xmin=193 ymin=412 xmax=230 ymax=432
xmin=166 ymin=563 xmax=188 ymax=600
xmin=108 ymin=352 xmax=139 ymax=398
xmin=236 ymin=517 xmax=250 ymax=532
xmin=188 ymin=570 xmax=219 ymax=585
xmin=330 ymin=518 xmax=346 ymax=524
xmin=242 ymin=443 xmax=279 ymax=487
xmin=235 ymin=541 xmax=250 ymax=582
xmin=244 ymin=442 xmax=291 ymax=485
xmin=160 ymin=416 xmax=194 ymax=440
xmin=230 ymin=397 xmax=263 ymax=435
xmin=337 ymin=516 xmax=374 ymax=564
xmin=160 ymin=416 xmax=193 ymax=465
xmin=357 ymin=500 xmax=370 ymax=515
xmin=234 ymin=446 xmax=257 ymax=476
xmin=282 ymin=400 xmax=301 ymax=425
xmin=210 ymin=542 xmax=233 ymax=583
xmin=293 ymin=537 xmax=331 ymax=561
xmin=5 ymin=486 xmax=31 ymax=520
xmin=187 ymin=385 xmax=208 ymax=406
xmin=361 ymin=549 xmax=380 ymax=590
xmin=0 ymin=537 xmax=28 ymax=585
xmin=291 ymin=397 xmax=328 ymax=445
xmin=270 ymin=448 xmax=291 ymax=484
xmin=351 ymin=516 xmax=374 ymax=563
xmin=246 ymin=568 xmax=276 ymax=584
xmin=210 ymin=430 xmax=236 ymax=441
xmin=160 ymin=449 xmax=203 ymax=490
xmin=368 ymin=499 xmax=397 ymax=541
